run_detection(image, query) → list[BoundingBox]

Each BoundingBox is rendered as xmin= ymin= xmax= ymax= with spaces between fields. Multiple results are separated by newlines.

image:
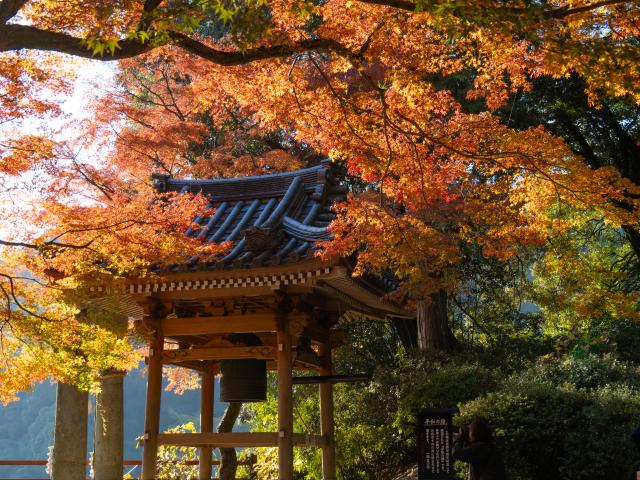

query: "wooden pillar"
xmin=277 ymin=308 xmax=294 ymax=480
xmin=93 ymin=371 xmax=124 ymax=480
xmin=142 ymin=319 xmax=164 ymax=480
xmin=199 ymin=362 xmax=215 ymax=480
xmin=318 ymin=344 xmax=336 ymax=480
xmin=52 ymin=382 xmax=88 ymax=480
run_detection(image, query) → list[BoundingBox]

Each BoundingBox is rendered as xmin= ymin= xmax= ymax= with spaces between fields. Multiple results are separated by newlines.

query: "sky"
xmin=0 ymin=59 xmax=117 ymax=240
xmin=61 ymin=61 xmax=117 ymax=126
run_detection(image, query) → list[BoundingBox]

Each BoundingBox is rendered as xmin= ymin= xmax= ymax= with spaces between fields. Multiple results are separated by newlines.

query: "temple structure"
xmin=51 ymin=162 xmax=412 ymax=480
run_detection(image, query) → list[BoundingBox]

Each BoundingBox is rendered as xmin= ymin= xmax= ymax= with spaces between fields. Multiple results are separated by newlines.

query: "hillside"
xmin=0 ymin=367 xmax=227 ymax=479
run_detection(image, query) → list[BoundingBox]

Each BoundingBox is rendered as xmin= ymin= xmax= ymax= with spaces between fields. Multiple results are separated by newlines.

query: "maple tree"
xmin=0 ymin=163 xmax=226 ymax=402
xmin=0 ymin=59 xmax=226 ymax=402
xmin=499 ymin=74 xmax=640 ymax=254
xmin=85 ymin=55 xmax=311 ymax=180
xmin=0 ymin=0 xmax=639 ymax=402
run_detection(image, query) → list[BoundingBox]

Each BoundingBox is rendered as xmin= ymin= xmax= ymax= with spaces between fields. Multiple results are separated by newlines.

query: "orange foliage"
xmin=164 ymin=366 xmax=201 ymax=395
xmin=0 ymin=0 xmax=639 ymax=394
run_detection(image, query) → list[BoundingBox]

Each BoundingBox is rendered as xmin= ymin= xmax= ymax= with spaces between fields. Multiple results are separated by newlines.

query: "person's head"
xmin=468 ymin=418 xmax=493 ymax=443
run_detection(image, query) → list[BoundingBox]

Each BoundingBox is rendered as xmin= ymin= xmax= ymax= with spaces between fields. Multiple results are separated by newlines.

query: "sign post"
xmin=417 ymin=408 xmax=456 ymax=480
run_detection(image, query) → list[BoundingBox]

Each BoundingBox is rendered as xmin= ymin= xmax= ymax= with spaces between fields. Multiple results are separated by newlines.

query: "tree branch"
xmin=0 ymin=0 xmax=633 ymax=62
xmin=138 ymin=0 xmax=164 ymax=31
xmin=0 ymin=273 xmax=52 ymax=323
xmin=0 ymin=24 xmax=153 ymax=59
xmin=354 ymin=0 xmax=416 ymax=11
xmin=354 ymin=0 xmax=633 ymax=20
xmin=172 ymin=34 xmax=353 ymax=66
xmin=0 ymin=217 xmax=176 ymax=252
xmin=0 ymin=237 xmax=97 ymax=251
xmin=546 ymin=1 xmax=632 ymax=19
xmin=0 ymin=0 xmax=28 ymax=23
xmin=0 ymin=239 xmax=40 ymax=250
xmin=0 ymin=23 xmax=354 ymax=66
xmin=451 ymin=297 xmax=495 ymax=342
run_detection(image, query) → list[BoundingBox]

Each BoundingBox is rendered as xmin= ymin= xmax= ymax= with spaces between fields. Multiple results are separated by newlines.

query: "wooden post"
xmin=318 ymin=344 xmax=336 ymax=480
xmin=51 ymin=382 xmax=88 ymax=480
xmin=277 ymin=307 xmax=294 ymax=480
xmin=93 ymin=371 xmax=124 ymax=480
xmin=199 ymin=362 xmax=215 ymax=480
xmin=142 ymin=319 xmax=164 ymax=480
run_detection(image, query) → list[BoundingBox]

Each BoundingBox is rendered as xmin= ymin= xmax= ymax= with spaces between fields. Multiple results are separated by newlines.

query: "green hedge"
xmin=248 ymin=349 xmax=640 ymax=480
xmin=456 ymin=356 xmax=640 ymax=480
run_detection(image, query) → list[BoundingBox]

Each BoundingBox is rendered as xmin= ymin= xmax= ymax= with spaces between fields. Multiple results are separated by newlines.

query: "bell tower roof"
xmin=152 ymin=162 xmax=347 ymax=271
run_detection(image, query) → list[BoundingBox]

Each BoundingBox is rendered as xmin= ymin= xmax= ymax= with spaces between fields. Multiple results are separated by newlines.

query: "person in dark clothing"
xmin=633 ymin=425 xmax=640 ymax=471
xmin=452 ymin=418 xmax=506 ymax=480
xmin=633 ymin=425 xmax=640 ymax=453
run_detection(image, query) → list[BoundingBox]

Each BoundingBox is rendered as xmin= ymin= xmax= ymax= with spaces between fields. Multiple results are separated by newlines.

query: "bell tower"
xmin=95 ymin=163 xmax=411 ymax=480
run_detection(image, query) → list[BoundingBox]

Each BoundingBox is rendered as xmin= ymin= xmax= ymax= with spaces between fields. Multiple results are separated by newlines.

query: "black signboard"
xmin=417 ymin=408 xmax=455 ymax=480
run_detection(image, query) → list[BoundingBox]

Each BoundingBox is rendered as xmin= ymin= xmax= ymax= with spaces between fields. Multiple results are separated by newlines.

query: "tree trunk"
xmin=623 ymin=225 xmax=640 ymax=261
xmin=417 ymin=289 xmax=454 ymax=351
xmin=217 ymin=402 xmax=242 ymax=480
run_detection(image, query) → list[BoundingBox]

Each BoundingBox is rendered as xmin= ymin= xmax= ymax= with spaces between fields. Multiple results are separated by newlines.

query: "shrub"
xmin=515 ymin=354 xmax=640 ymax=391
xmin=456 ymin=359 xmax=640 ymax=480
xmin=154 ymin=423 xmax=199 ymax=480
xmin=389 ymin=354 xmax=498 ymax=444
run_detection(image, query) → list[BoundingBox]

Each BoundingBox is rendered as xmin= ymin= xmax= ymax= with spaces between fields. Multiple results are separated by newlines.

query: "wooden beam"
xmin=157 ymin=432 xmax=279 ymax=448
xmin=132 ymin=285 xmax=279 ymax=301
xmin=289 ymin=315 xmax=309 ymax=339
xmin=178 ymin=331 xmax=275 ymax=349
xmin=161 ymin=313 xmax=279 ymax=337
xmin=164 ymin=360 xmax=207 ymax=371
xmin=128 ymin=257 xmax=330 ymax=285
xmin=300 ymin=325 xmax=346 ymax=348
xmin=142 ymin=319 xmax=164 ymax=480
xmin=329 ymin=329 xmax=347 ymax=349
xmin=255 ymin=331 xmax=277 ymax=346
xmin=294 ymin=349 xmax=323 ymax=371
xmin=292 ymin=374 xmax=370 ymax=385
xmin=292 ymin=433 xmax=329 ymax=448
xmin=303 ymin=322 xmax=330 ymax=344
xmin=266 ymin=360 xmax=318 ymax=372
xmin=163 ymin=346 xmax=276 ymax=363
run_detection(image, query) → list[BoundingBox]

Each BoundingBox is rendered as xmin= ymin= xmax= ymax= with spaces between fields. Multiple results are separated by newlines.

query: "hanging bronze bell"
xmin=219 ymin=333 xmax=267 ymax=402
xmin=220 ymin=359 xmax=267 ymax=402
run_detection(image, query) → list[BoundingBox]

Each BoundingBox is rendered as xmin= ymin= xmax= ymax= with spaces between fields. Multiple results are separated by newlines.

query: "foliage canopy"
xmin=0 ymin=0 xmax=639 ymax=410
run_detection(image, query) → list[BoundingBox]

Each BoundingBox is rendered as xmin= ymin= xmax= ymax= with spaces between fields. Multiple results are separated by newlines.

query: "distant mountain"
xmin=0 ymin=366 xmax=228 ymax=479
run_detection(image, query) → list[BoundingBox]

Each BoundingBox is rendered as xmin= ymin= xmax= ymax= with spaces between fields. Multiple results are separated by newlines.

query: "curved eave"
xmin=86 ymin=257 xmax=411 ymax=320
xmin=316 ymin=266 xmax=413 ymax=319
xmin=90 ymin=256 xmax=338 ymax=302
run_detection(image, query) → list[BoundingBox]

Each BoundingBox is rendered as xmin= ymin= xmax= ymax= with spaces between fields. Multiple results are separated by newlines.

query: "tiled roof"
xmin=152 ymin=162 xmax=347 ymax=271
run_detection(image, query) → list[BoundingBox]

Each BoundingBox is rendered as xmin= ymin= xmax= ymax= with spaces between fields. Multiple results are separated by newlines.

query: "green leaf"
xmin=106 ymin=40 xmax=120 ymax=55
xmin=217 ymin=7 xmax=236 ymax=24
xmin=92 ymin=41 xmax=105 ymax=57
